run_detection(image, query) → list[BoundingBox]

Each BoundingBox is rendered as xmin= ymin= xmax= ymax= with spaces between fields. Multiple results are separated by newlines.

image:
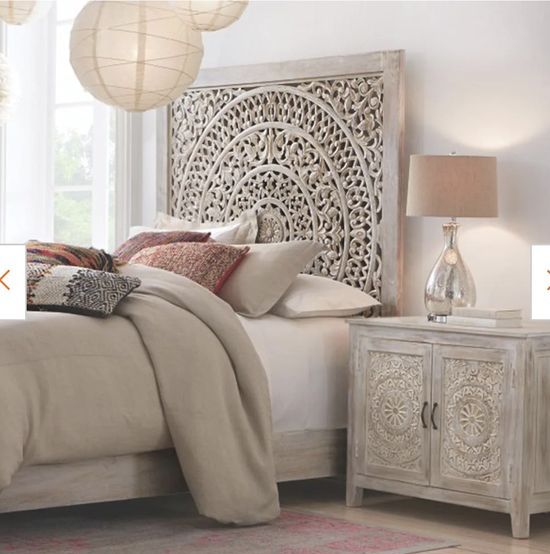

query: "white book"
xmin=452 ymin=307 xmax=522 ymax=320
xmin=446 ymin=316 xmax=522 ymax=328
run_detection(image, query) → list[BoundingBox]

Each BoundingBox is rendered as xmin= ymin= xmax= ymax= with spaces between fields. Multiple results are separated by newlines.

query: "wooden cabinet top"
xmin=348 ymin=316 xmax=550 ymax=338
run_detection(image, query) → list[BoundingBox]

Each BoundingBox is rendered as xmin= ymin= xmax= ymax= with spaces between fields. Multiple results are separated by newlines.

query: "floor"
xmin=2 ymin=479 xmax=550 ymax=553
xmin=279 ymin=479 xmax=550 ymax=554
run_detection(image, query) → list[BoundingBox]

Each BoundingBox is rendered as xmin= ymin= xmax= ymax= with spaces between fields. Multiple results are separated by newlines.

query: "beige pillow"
xmin=153 ymin=209 xmax=258 ymax=244
xmin=271 ymin=274 xmax=380 ymax=318
xmin=218 ymin=241 xmax=324 ymax=317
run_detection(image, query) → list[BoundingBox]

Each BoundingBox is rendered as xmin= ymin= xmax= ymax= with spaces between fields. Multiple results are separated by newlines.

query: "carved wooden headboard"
xmin=162 ymin=51 xmax=404 ymax=314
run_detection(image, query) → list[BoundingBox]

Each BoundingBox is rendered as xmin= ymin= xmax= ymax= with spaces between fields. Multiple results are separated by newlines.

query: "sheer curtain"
xmin=4 ymin=13 xmax=52 ymax=243
xmin=2 ymin=0 xmax=128 ymax=250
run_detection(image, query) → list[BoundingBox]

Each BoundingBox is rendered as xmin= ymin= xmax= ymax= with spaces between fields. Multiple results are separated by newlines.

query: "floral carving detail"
xmin=458 ymin=400 xmax=488 ymax=438
xmin=169 ymin=75 xmax=384 ymax=297
xmin=366 ymin=352 xmax=423 ymax=471
xmin=442 ymin=358 xmax=504 ymax=483
xmin=382 ymin=393 xmax=410 ymax=430
xmin=257 ymin=211 xmax=285 ymax=243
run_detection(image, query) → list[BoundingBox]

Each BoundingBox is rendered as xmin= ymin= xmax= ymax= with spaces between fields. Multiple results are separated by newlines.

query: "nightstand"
xmin=346 ymin=316 xmax=550 ymax=539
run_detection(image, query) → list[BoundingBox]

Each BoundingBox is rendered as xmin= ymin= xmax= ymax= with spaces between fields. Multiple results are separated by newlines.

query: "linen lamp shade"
xmin=70 ymin=1 xmax=203 ymax=112
xmin=407 ymin=155 xmax=498 ymax=218
xmin=0 ymin=1 xmax=52 ymax=25
xmin=169 ymin=0 xmax=248 ymax=31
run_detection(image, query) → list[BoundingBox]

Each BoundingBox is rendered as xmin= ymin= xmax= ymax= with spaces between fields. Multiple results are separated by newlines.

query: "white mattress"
xmin=238 ymin=314 xmax=349 ymax=433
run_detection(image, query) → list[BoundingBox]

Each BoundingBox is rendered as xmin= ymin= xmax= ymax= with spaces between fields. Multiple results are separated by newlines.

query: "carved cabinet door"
xmin=358 ymin=338 xmax=432 ymax=485
xmin=431 ymin=345 xmax=513 ymax=498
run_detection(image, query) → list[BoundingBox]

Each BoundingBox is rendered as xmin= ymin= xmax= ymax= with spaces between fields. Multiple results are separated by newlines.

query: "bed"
xmin=0 ymin=50 xmax=404 ymax=520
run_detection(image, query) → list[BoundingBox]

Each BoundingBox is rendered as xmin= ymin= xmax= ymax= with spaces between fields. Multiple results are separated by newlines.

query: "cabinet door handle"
xmin=420 ymin=401 xmax=428 ymax=429
xmin=431 ymin=402 xmax=439 ymax=430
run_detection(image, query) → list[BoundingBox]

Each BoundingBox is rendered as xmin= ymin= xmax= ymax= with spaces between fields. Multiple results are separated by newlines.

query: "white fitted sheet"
xmin=237 ymin=314 xmax=349 ymax=433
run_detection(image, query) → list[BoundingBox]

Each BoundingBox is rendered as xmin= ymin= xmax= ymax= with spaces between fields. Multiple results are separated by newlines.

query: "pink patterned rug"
xmin=0 ymin=498 xmax=456 ymax=553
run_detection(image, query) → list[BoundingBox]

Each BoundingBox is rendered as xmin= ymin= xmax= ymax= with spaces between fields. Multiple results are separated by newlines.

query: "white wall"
xmin=189 ymin=0 xmax=550 ymax=317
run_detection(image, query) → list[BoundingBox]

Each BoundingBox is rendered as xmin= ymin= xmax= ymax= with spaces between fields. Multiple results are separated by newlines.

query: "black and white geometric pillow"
xmin=27 ymin=263 xmax=141 ymax=317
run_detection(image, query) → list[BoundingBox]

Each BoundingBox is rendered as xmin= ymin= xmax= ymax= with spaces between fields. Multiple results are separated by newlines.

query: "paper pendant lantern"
xmin=170 ymin=0 xmax=248 ymax=31
xmin=0 ymin=53 xmax=14 ymax=124
xmin=70 ymin=1 xmax=203 ymax=112
xmin=0 ymin=1 xmax=53 ymax=25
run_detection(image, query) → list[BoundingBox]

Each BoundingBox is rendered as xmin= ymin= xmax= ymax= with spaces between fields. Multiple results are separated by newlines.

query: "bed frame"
xmin=0 ymin=50 xmax=404 ymax=514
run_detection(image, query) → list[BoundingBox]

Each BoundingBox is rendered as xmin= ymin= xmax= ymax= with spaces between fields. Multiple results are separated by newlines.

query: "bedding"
xmin=218 ymin=241 xmax=324 ymax=317
xmin=26 ymin=241 xmax=117 ymax=272
xmin=113 ymin=230 xmax=210 ymax=263
xmin=271 ymin=274 xmax=380 ymax=318
xmin=27 ymin=263 xmax=141 ymax=317
xmin=0 ymin=264 xmax=279 ymax=525
xmin=238 ymin=314 xmax=349 ymax=432
xmin=129 ymin=242 xmax=248 ymax=294
xmin=154 ymin=208 xmax=258 ymax=244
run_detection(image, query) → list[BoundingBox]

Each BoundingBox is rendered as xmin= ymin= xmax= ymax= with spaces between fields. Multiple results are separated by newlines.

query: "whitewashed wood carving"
xmin=347 ymin=318 xmax=547 ymax=538
xmin=441 ymin=358 xmax=504 ymax=484
xmin=366 ymin=351 xmax=424 ymax=470
xmin=170 ymin=74 xmax=384 ymax=297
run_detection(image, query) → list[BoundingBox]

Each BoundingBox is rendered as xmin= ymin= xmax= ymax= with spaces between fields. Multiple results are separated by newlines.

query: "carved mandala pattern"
xmin=170 ymin=75 xmax=384 ymax=297
xmin=366 ymin=352 xmax=424 ymax=471
xmin=441 ymin=358 xmax=504 ymax=484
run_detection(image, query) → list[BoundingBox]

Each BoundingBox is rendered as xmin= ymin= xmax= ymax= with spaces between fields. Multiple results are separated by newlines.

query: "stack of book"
xmin=446 ymin=307 xmax=522 ymax=328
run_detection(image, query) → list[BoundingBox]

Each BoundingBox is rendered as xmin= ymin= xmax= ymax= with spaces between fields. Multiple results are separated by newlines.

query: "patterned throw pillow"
xmin=27 ymin=241 xmax=117 ymax=273
xmin=114 ymin=230 xmax=211 ymax=263
xmin=27 ymin=263 xmax=141 ymax=317
xmin=129 ymin=242 xmax=249 ymax=294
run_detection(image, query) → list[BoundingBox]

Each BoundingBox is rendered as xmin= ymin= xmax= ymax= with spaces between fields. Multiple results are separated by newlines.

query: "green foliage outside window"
xmin=54 ymin=128 xmax=93 ymax=246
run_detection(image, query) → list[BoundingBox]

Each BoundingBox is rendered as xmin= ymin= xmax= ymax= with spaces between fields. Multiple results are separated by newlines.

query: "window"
xmin=3 ymin=0 xmax=128 ymax=250
xmin=53 ymin=0 xmax=118 ymax=250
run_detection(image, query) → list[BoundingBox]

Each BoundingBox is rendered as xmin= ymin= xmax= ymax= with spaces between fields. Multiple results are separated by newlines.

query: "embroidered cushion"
xmin=114 ymin=230 xmax=211 ymax=263
xmin=27 ymin=241 xmax=117 ymax=273
xmin=27 ymin=263 xmax=141 ymax=317
xmin=129 ymin=242 xmax=249 ymax=294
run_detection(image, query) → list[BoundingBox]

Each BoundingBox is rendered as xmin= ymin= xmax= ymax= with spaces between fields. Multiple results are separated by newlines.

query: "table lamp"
xmin=406 ymin=154 xmax=498 ymax=322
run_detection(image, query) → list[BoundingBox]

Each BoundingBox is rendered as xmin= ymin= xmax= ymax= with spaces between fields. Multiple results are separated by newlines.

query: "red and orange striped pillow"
xmin=27 ymin=241 xmax=117 ymax=273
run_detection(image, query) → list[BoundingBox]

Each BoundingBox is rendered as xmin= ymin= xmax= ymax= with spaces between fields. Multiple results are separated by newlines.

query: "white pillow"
xmin=153 ymin=209 xmax=257 ymax=244
xmin=218 ymin=241 xmax=325 ymax=318
xmin=271 ymin=274 xmax=380 ymax=318
xmin=127 ymin=223 xmax=241 ymax=243
xmin=127 ymin=225 xmax=155 ymax=238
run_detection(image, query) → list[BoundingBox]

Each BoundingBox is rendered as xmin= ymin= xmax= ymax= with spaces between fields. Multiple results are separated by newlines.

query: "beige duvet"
xmin=0 ymin=264 xmax=279 ymax=524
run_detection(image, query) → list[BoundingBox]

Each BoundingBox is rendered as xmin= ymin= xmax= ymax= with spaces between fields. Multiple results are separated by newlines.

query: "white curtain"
xmin=2 ymin=1 xmax=130 ymax=250
xmin=0 ymin=1 xmax=165 ymax=248
xmin=4 ymin=14 xmax=53 ymax=243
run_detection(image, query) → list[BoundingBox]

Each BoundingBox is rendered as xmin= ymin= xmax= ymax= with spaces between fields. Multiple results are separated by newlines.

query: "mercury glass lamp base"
xmin=427 ymin=314 xmax=448 ymax=323
xmin=424 ymin=220 xmax=476 ymax=319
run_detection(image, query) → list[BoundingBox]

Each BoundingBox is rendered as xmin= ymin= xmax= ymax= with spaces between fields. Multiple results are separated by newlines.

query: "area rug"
xmin=0 ymin=497 xmax=456 ymax=554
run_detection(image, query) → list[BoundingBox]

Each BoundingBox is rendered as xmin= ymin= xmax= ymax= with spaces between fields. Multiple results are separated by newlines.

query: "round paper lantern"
xmin=169 ymin=0 xmax=248 ymax=31
xmin=0 ymin=53 xmax=15 ymax=124
xmin=0 ymin=1 xmax=53 ymax=25
xmin=70 ymin=1 xmax=203 ymax=112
